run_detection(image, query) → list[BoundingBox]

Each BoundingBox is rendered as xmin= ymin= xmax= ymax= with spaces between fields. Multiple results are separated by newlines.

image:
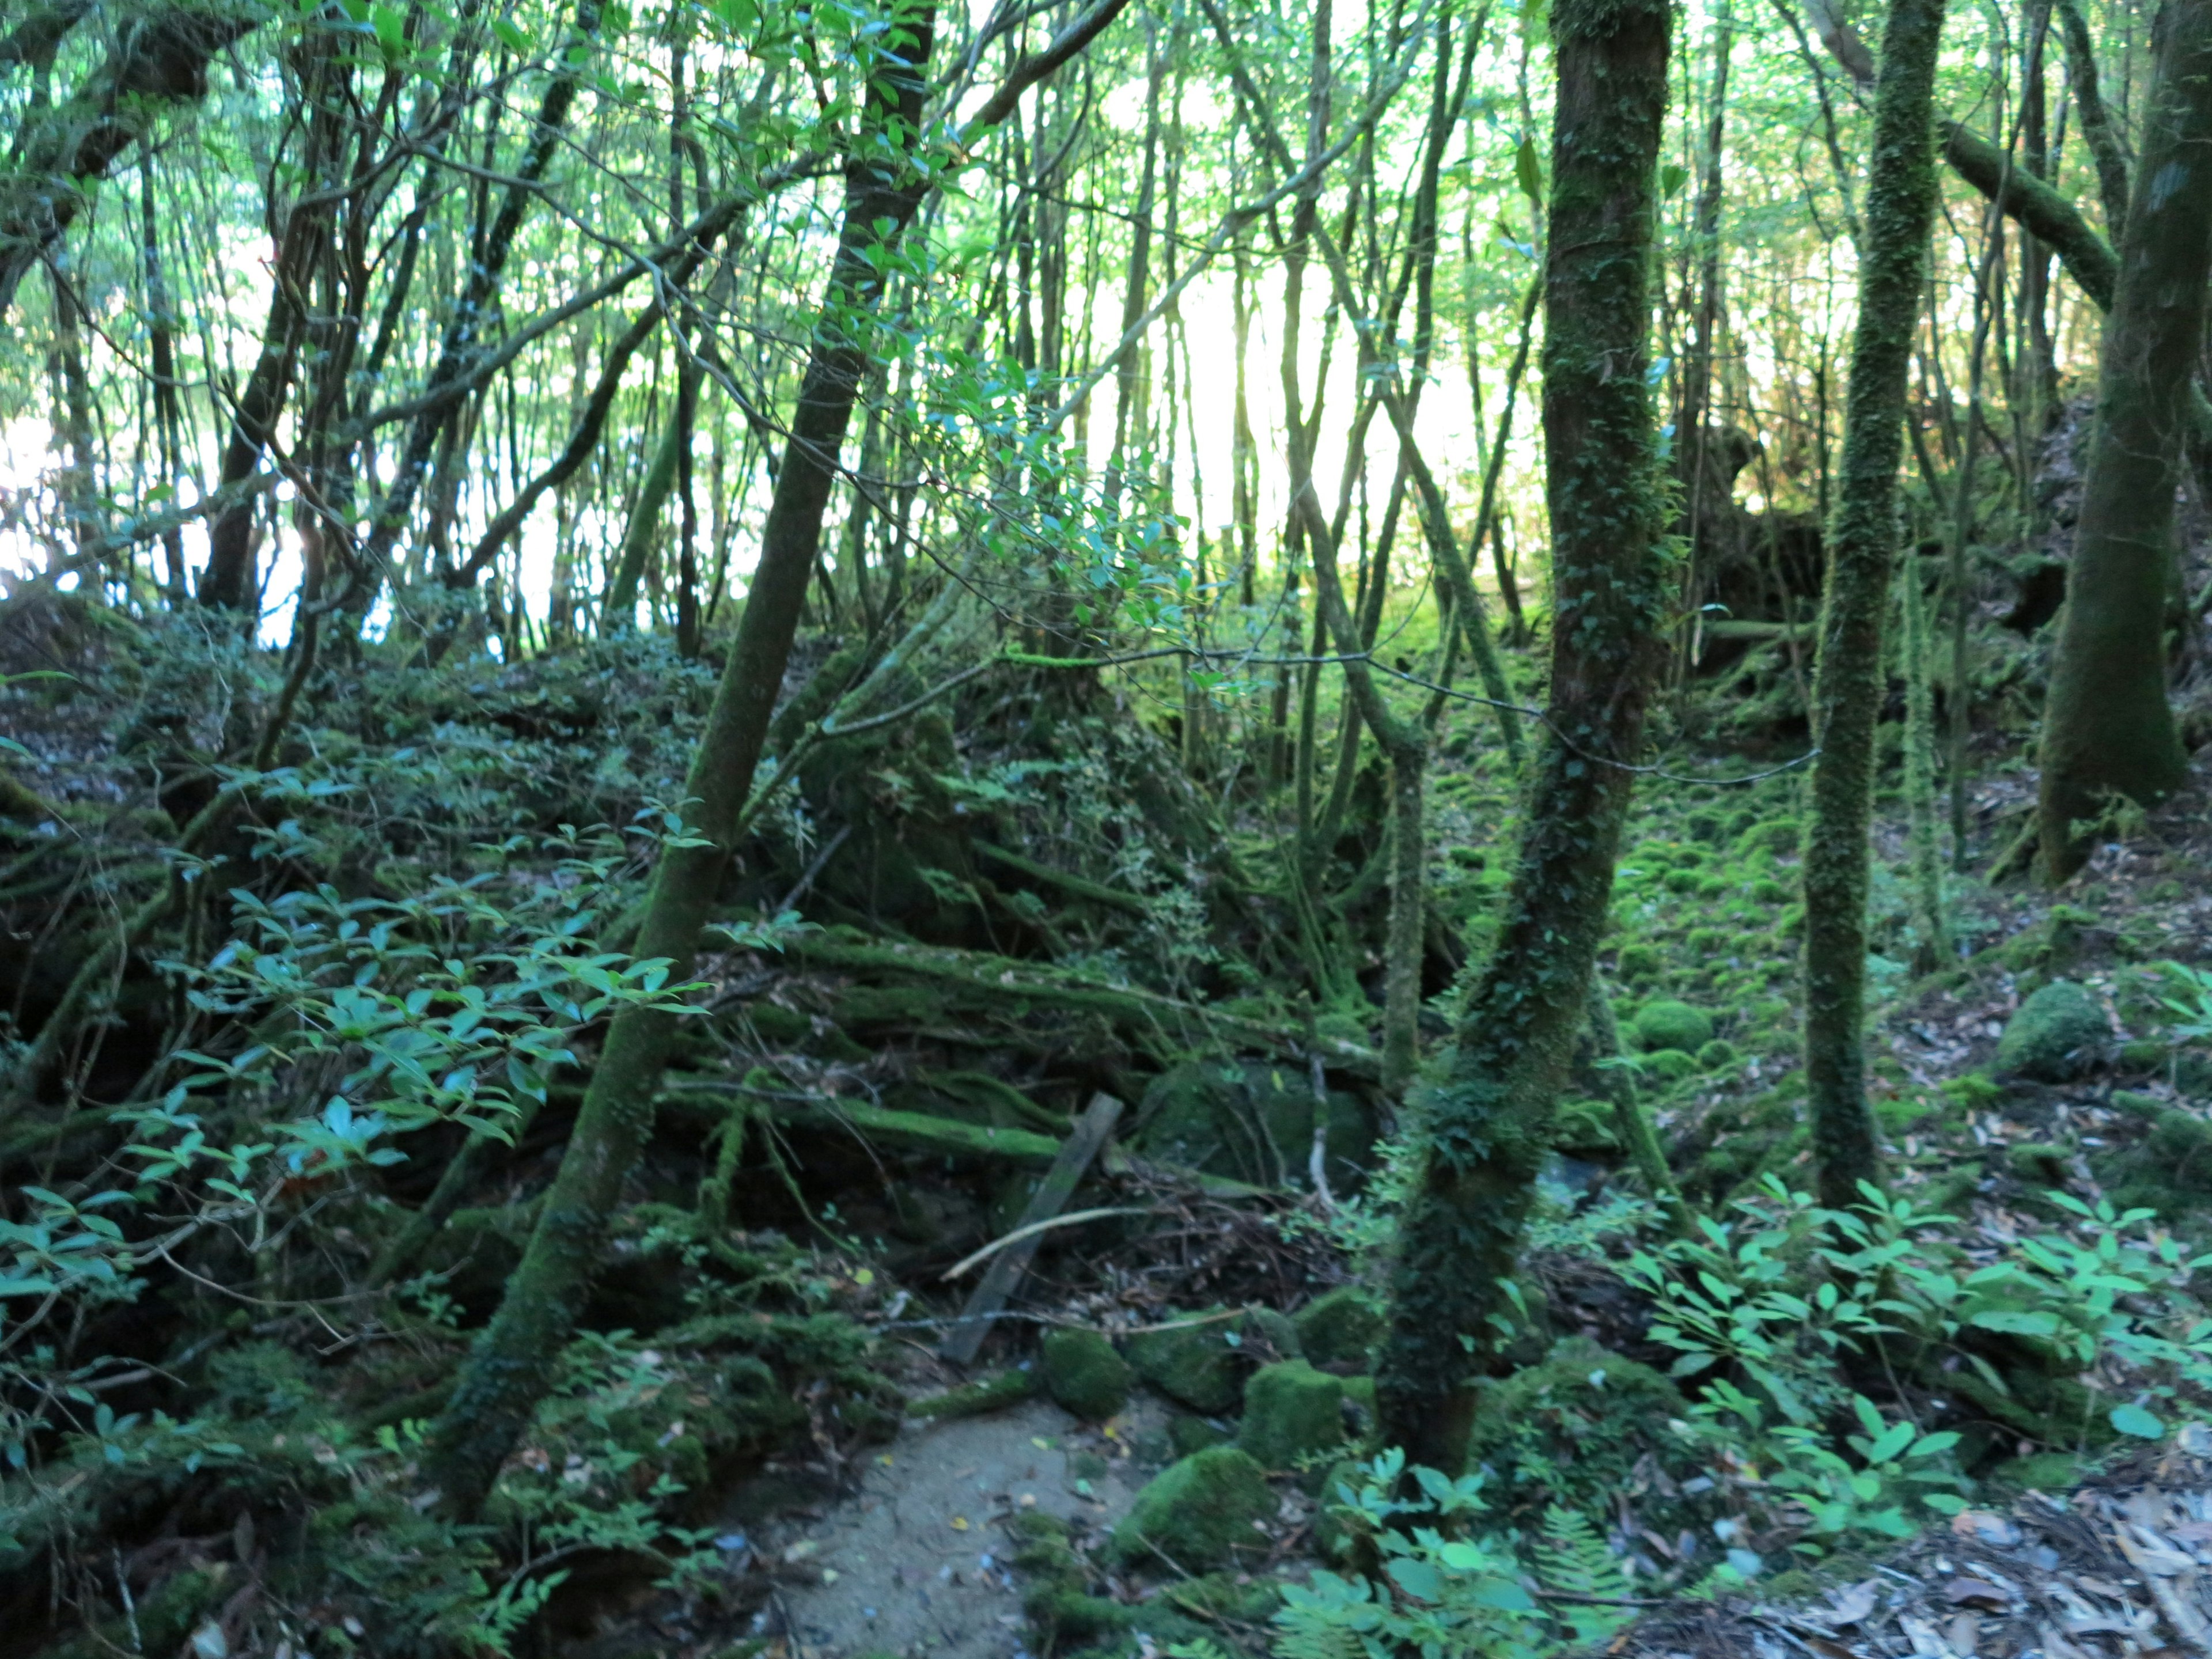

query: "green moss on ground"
xmin=1127 ymin=1313 xmax=1243 ymax=1414
xmin=1108 ymin=1446 xmax=1274 ymax=1570
xmin=1633 ymin=999 xmax=1717 ymax=1054
xmin=1995 ymin=980 xmax=2111 ymax=1080
xmin=1237 ymin=1359 xmax=1344 ymax=1471
xmin=1040 ymin=1328 xmax=1133 ymax=1421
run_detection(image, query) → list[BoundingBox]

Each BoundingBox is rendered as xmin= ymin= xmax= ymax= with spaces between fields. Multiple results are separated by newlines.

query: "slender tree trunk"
xmin=2055 ymin=0 xmax=2131 ymax=234
xmin=2037 ymin=0 xmax=2212 ymax=879
xmin=1373 ymin=0 xmax=1672 ymax=1474
xmin=422 ymin=0 xmax=1127 ymax=1515
xmin=1800 ymin=0 xmax=1948 ymax=1212
xmin=603 ymin=361 xmax=700 ymax=624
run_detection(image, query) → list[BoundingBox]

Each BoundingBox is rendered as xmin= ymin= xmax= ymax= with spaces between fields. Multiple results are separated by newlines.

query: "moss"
xmin=909 ymin=1367 xmax=1036 ymax=1419
xmin=2095 ymin=1103 xmax=2212 ymax=1216
xmin=1616 ymin=944 xmax=1662 ymax=980
xmin=1127 ymin=1313 xmax=1244 ymax=1414
xmin=1040 ymin=1329 xmax=1133 ymax=1421
xmin=1983 ymin=1450 xmax=2084 ymax=1494
xmin=1647 ymin=1048 xmax=1698 ymax=1083
xmin=1750 ymin=877 xmax=1791 ymax=904
xmin=1109 ymin=1446 xmax=1274 ymax=1571
xmin=1736 ymin=817 xmax=1801 ymax=856
xmin=1995 ymin=980 xmax=2111 ymax=1081
xmin=1241 ymin=1305 xmax=1304 ymax=1362
xmin=1168 ymin=1414 xmax=1231 ymax=1457
xmin=2119 ymin=1038 xmax=2172 ymax=1074
xmin=1697 ymin=1039 xmax=1739 ymax=1071
xmin=1238 ymin=1360 xmax=1344 ymax=1471
xmin=1632 ymin=998 xmax=1715 ymax=1054
xmin=1295 ymin=1286 xmax=1386 ymax=1368
xmin=1464 ymin=1337 xmax=1705 ymax=1532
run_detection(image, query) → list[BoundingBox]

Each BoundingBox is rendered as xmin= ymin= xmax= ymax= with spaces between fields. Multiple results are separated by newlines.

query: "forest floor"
xmin=10 ymin=588 xmax=2212 ymax=1659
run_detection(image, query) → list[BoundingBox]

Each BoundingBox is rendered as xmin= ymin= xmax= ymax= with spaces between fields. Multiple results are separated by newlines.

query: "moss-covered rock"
xmin=1109 ymin=1446 xmax=1274 ymax=1570
xmin=1241 ymin=1305 xmax=1304 ymax=1362
xmin=1294 ymin=1286 xmax=1386 ymax=1369
xmin=1127 ymin=1313 xmax=1243 ymax=1414
xmin=1696 ymin=1038 xmax=1739 ymax=1070
xmin=1040 ymin=1328 xmax=1132 ymax=1421
xmin=2096 ymin=1097 xmax=2212 ymax=1217
xmin=1995 ymin=980 xmax=2110 ymax=1081
xmin=1238 ymin=1360 xmax=1343 ymax=1471
xmin=1464 ymin=1337 xmax=1705 ymax=1531
xmin=1632 ymin=999 xmax=1715 ymax=1054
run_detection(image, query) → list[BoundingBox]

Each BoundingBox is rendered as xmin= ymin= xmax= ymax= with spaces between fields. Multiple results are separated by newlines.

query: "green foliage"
xmin=1281 ymin=1451 xmax=1632 ymax=1659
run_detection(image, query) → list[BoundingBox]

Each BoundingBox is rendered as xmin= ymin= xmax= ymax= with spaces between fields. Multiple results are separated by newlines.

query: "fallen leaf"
xmin=1950 ymin=1510 xmax=2023 ymax=1548
xmin=951 ymin=1515 xmax=970 ymax=1532
xmin=1945 ymin=1579 xmax=2008 ymax=1608
xmin=1823 ymin=1580 xmax=1881 ymax=1626
xmin=1945 ymin=1612 xmax=1979 ymax=1657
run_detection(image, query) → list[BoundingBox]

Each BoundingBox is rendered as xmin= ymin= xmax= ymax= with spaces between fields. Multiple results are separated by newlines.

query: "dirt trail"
xmin=757 ymin=1395 xmax=1168 ymax=1659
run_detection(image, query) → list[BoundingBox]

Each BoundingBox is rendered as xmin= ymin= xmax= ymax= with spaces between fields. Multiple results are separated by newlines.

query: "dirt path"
xmin=758 ymin=1395 xmax=1168 ymax=1659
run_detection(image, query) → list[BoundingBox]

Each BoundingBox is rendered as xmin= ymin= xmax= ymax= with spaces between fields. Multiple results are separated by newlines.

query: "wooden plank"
xmin=937 ymin=1091 xmax=1124 ymax=1366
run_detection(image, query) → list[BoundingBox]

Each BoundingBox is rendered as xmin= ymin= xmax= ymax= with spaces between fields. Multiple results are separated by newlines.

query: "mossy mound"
xmin=1131 ymin=1057 xmax=1374 ymax=1190
xmin=1168 ymin=1414 xmax=1232 ymax=1457
xmin=1237 ymin=1360 xmax=1344 ymax=1472
xmin=909 ymin=1367 xmax=1036 ymax=1419
xmin=1108 ymin=1446 xmax=1274 ymax=1570
xmin=1464 ymin=1337 xmax=1705 ymax=1531
xmin=1995 ymin=980 xmax=2110 ymax=1081
xmin=1633 ymin=999 xmax=1715 ymax=1055
xmin=1127 ymin=1313 xmax=1244 ymax=1414
xmin=2096 ymin=1096 xmax=2212 ymax=1218
xmin=1040 ymin=1328 xmax=1132 ymax=1421
xmin=1294 ymin=1286 xmax=1385 ymax=1369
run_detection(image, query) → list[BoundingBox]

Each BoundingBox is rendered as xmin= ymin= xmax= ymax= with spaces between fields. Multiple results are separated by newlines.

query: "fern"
xmin=1533 ymin=1506 xmax=1634 ymax=1645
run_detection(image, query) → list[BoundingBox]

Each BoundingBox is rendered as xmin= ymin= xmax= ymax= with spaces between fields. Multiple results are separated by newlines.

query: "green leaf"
xmin=1968 ymin=1308 xmax=2059 ymax=1337
xmin=2111 ymin=1402 xmax=2166 ymax=1440
xmin=1514 ymin=137 xmax=1542 ymax=204
xmin=1660 ymin=162 xmax=1689 ymax=199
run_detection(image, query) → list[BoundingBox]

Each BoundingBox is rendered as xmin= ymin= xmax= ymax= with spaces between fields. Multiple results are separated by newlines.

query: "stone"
xmin=1293 ymin=1286 xmax=1386 ymax=1369
xmin=1995 ymin=980 xmax=2110 ymax=1081
xmin=1108 ymin=1447 xmax=1274 ymax=1570
xmin=1237 ymin=1360 xmax=1344 ymax=1471
xmin=1132 ymin=1058 xmax=1373 ymax=1189
xmin=1127 ymin=1313 xmax=1243 ymax=1414
xmin=1632 ymin=999 xmax=1715 ymax=1055
xmin=1039 ymin=1328 xmax=1132 ymax=1421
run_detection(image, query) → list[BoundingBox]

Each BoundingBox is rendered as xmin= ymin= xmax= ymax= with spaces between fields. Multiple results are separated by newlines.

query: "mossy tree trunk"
xmin=1798 ymin=0 xmax=1946 ymax=1213
xmin=420 ymin=10 xmax=942 ymax=1519
xmin=2036 ymin=0 xmax=2212 ymax=880
xmin=421 ymin=0 xmax=1130 ymax=1518
xmin=1372 ymin=0 xmax=1672 ymax=1475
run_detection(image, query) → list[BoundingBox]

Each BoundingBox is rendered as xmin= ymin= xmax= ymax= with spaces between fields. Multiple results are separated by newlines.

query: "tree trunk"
xmin=2055 ymin=0 xmax=2131 ymax=234
xmin=1800 ymin=0 xmax=1948 ymax=1212
xmin=2037 ymin=0 xmax=2212 ymax=879
xmin=422 ymin=0 xmax=1130 ymax=1515
xmin=603 ymin=362 xmax=700 ymax=625
xmin=1372 ymin=0 xmax=1672 ymax=1474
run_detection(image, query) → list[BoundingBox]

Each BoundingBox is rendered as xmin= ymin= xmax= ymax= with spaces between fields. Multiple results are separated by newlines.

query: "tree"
xmin=2036 ymin=0 xmax=2212 ymax=880
xmin=1373 ymin=0 xmax=1673 ymax=1474
xmin=1798 ymin=0 xmax=1948 ymax=1213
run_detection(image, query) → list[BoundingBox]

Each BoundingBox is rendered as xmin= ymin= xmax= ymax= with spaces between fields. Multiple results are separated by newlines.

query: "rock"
xmin=1040 ymin=1328 xmax=1132 ymax=1421
xmin=1238 ymin=1360 xmax=1344 ymax=1471
xmin=1697 ymin=1038 xmax=1739 ymax=1071
xmin=1995 ymin=980 xmax=2109 ymax=1081
xmin=1293 ymin=1286 xmax=1385 ymax=1369
xmin=1632 ymin=999 xmax=1715 ymax=1055
xmin=1109 ymin=1447 xmax=1274 ymax=1570
xmin=1127 ymin=1313 xmax=1244 ymax=1414
xmin=1240 ymin=1306 xmax=1304 ymax=1362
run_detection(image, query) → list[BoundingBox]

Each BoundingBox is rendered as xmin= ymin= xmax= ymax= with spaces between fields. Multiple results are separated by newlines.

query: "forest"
xmin=5 ymin=0 xmax=2212 ymax=1650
